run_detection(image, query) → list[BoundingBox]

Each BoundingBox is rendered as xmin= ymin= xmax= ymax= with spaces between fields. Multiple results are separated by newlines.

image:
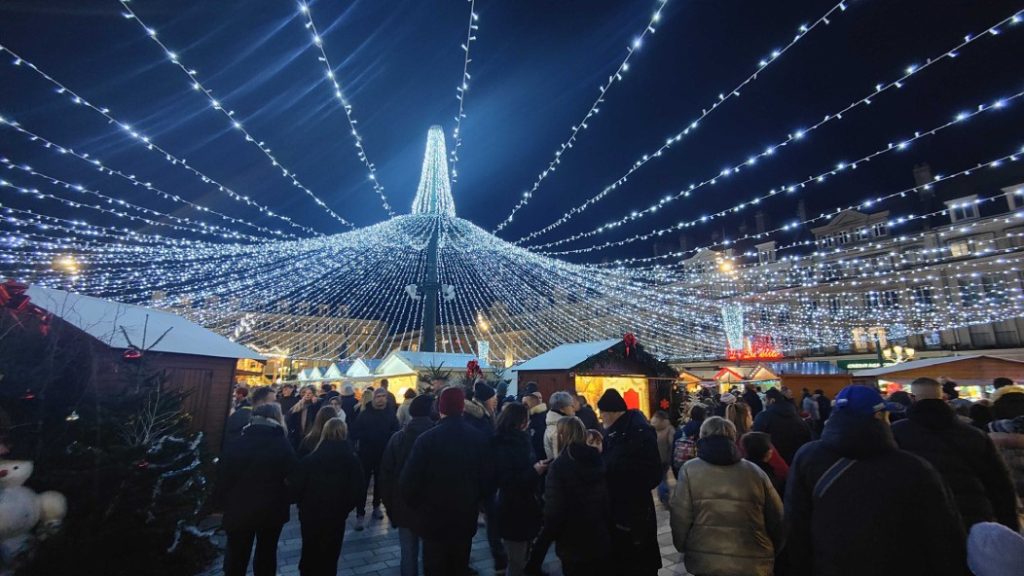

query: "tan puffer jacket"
xmin=669 ymin=435 xmax=784 ymax=576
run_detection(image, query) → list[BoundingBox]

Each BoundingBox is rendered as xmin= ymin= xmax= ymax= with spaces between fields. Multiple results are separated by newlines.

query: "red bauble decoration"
xmin=122 ymin=347 xmax=143 ymax=361
xmin=623 ymin=332 xmax=637 ymax=357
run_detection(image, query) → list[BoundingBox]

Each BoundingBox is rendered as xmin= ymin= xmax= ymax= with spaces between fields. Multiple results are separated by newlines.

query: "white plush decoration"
xmin=0 ymin=460 xmax=66 ymax=561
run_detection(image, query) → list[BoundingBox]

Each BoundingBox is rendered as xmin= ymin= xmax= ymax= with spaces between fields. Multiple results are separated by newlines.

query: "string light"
xmin=449 ymin=0 xmax=479 ymax=187
xmin=492 ymin=0 xmax=673 ymax=233
xmin=295 ymin=1 xmax=394 ymax=217
xmin=118 ymin=1 xmax=356 ymax=229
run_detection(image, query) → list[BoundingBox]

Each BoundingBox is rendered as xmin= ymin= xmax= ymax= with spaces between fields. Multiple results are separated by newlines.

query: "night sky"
xmin=2 ymin=0 xmax=1023 ymax=263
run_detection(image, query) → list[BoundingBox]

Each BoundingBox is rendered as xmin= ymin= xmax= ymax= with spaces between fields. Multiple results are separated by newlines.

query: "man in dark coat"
xmin=598 ymin=389 xmax=662 ymax=576
xmin=785 ymin=385 xmax=967 ymax=576
xmin=215 ymin=404 xmax=298 ymax=576
xmin=743 ymin=384 xmax=764 ymax=417
xmin=522 ymin=392 xmax=548 ymax=461
xmin=752 ymin=387 xmax=812 ymax=464
xmin=339 ymin=384 xmax=359 ymax=423
xmin=277 ymin=383 xmax=299 ymax=415
xmin=380 ymin=395 xmax=435 ymax=576
xmin=351 ymin=387 xmax=400 ymax=528
xmin=223 ymin=386 xmax=275 ymax=448
xmin=574 ymin=394 xmax=601 ymax=431
xmin=464 ymin=381 xmax=497 ymax=438
xmin=892 ymin=378 xmax=1019 ymax=531
xmin=400 ymin=387 xmax=493 ymax=576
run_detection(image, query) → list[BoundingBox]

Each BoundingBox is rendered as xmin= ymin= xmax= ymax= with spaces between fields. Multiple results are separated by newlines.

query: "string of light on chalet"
xmin=492 ymin=0 xmax=672 ymax=232
xmin=448 ymin=0 xmax=480 ymax=186
xmin=536 ymin=88 xmax=1024 ymax=255
xmin=118 ymin=0 xmax=356 ymax=229
xmin=296 ymin=1 xmax=393 ymax=216
xmin=512 ymin=0 xmax=861 ymax=244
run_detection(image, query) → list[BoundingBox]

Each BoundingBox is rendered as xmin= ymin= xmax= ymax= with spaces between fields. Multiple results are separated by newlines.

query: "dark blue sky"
xmin=2 ymin=0 xmax=1023 ymax=262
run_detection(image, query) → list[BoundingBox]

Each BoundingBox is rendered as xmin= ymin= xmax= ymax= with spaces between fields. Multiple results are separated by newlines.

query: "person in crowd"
xmin=400 ymin=387 xmax=493 ymax=576
xmin=380 ymin=394 xmax=436 ymax=576
xmin=379 ymin=379 xmax=399 ymax=414
xmin=492 ymin=402 xmax=546 ymax=576
xmin=339 ymin=384 xmax=359 ymax=423
xmin=544 ymin=391 xmax=577 ymax=459
xmin=574 ymin=395 xmax=600 ymax=430
xmin=893 ymin=378 xmax=1019 ymax=531
xmin=351 ymin=387 xmax=400 ymax=529
xmin=742 ymin=384 xmax=764 ymax=418
xmin=741 ymin=431 xmax=787 ymax=497
xmin=814 ymin=389 xmax=831 ymax=420
xmin=320 ymin=382 xmax=340 ymax=403
xmin=886 ymin=390 xmax=913 ymax=423
xmin=225 ymin=386 xmax=276 ymax=446
xmin=297 ymin=406 xmax=339 ymax=458
xmin=538 ymin=416 xmax=610 ymax=576
xmin=725 ymin=400 xmax=752 ymax=439
xmin=988 ymin=415 xmax=1024 ymax=506
xmin=650 ymin=411 xmax=675 ymax=505
xmin=670 ymin=417 xmax=783 ymax=576
xmin=357 ymin=386 xmax=375 ymax=413
xmin=328 ymin=396 xmax=344 ymax=416
xmin=278 ymin=383 xmax=299 ymax=415
xmin=785 ymin=385 xmax=966 ymax=576
xmin=288 ymin=385 xmax=321 ymax=448
xmin=597 ymin=389 xmax=662 ymax=576
xmin=943 ymin=380 xmax=961 ymax=401
xmin=801 ymin=388 xmax=820 ymax=429
xmin=397 ymin=388 xmax=417 ymax=427
xmin=520 ymin=381 xmax=539 ymax=400
xmin=465 ymin=380 xmax=506 ymax=571
xmin=586 ymin=428 xmax=604 ymax=451
xmin=752 ymin=387 xmax=812 ymax=464
xmin=465 ymin=381 xmax=498 ymax=438
xmin=993 ymin=377 xmax=1015 ymax=390
xmin=967 ymin=522 xmax=1024 ymax=576
xmin=678 ymin=404 xmax=707 ymax=443
xmin=233 ymin=385 xmax=250 ymax=411
xmin=992 ymin=384 xmax=1024 ymax=420
xmin=970 ymin=402 xmax=994 ymax=432
xmin=522 ymin=390 xmax=548 ymax=461
xmin=215 ymin=403 xmax=297 ymax=576
xmin=715 ymin=392 xmax=736 ymax=417
xmin=288 ymin=418 xmax=364 ymax=576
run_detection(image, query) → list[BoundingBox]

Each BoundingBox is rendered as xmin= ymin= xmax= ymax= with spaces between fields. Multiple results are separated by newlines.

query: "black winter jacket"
xmin=528 ymin=406 xmax=548 ymax=461
xmin=351 ymin=404 xmax=399 ymax=459
xmin=744 ymin=389 xmax=764 ymax=417
xmin=215 ymin=421 xmax=298 ymax=531
xmin=576 ymin=405 xmax=600 ymax=431
xmin=223 ymin=405 xmax=252 ymax=447
xmin=339 ymin=395 xmax=358 ymax=423
xmin=287 ymin=401 xmax=321 ymax=448
xmin=464 ymin=399 xmax=495 ymax=439
xmin=288 ymin=439 xmax=364 ymax=529
xmin=541 ymin=443 xmax=611 ymax=565
xmin=784 ymin=411 xmax=967 ymax=576
xmin=399 ymin=415 xmax=493 ymax=541
xmin=603 ymin=409 xmax=662 ymax=572
xmin=752 ymin=399 xmax=812 ymax=464
xmin=892 ymin=399 xmax=1019 ymax=530
xmin=380 ymin=416 xmax=435 ymax=530
xmin=492 ymin=429 xmax=543 ymax=541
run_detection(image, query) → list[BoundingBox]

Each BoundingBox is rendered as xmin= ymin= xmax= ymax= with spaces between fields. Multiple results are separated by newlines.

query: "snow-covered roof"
xmin=513 ymin=339 xmax=620 ymax=372
xmin=26 ymin=285 xmax=263 ymax=360
xmin=376 ymin=351 xmax=489 ymax=375
xmin=852 ymin=354 xmax=1024 ymax=377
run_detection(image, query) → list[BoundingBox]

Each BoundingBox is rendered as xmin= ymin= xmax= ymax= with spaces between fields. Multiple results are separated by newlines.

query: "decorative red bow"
xmin=0 ymin=279 xmax=52 ymax=336
xmin=623 ymin=332 xmax=637 ymax=357
xmin=466 ymin=359 xmax=482 ymax=381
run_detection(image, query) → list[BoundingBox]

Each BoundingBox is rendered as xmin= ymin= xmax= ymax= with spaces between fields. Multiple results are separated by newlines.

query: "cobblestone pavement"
xmin=207 ymin=486 xmax=690 ymax=576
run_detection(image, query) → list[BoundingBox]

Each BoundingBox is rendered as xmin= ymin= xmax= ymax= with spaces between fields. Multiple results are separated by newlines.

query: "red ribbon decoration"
xmin=623 ymin=332 xmax=637 ymax=357
xmin=0 ymin=279 xmax=53 ymax=336
xmin=466 ymin=359 xmax=482 ymax=381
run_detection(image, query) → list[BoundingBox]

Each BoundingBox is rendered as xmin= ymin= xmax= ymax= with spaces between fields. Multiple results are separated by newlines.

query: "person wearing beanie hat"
xmin=752 ymin=387 xmax=812 ymax=465
xmin=350 ymin=387 xmax=400 ymax=529
xmin=464 ymin=380 xmax=508 ymax=571
xmin=597 ymin=387 xmax=663 ymax=575
xmin=400 ymin=385 xmax=493 ymax=575
xmin=784 ymin=385 xmax=967 ymax=576
xmin=719 ymin=392 xmax=738 ymax=405
xmin=380 ymin=394 xmax=436 ymax=576
xmin=991 ymin=384 xmax=1024 ymax=420
xmin=893 ymin=378 xmax=1020 ymax=532
xmin=967 ymin=522 xmax=1024 ymax=576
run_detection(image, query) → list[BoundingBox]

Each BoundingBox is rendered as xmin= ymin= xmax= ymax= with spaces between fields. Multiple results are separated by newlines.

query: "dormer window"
xmin=946 ymin=195 xmax=979 ymax=223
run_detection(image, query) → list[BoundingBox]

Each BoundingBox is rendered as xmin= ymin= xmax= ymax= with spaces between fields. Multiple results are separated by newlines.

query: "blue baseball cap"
xmin=833 ymin=385 xmax=903 ymax=417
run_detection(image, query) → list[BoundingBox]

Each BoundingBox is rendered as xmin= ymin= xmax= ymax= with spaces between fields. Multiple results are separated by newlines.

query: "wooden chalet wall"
xmin=516 ymin=370 xmax=576 ymax=402
xmin=866 ymin=357 xmax=1024 ymax=385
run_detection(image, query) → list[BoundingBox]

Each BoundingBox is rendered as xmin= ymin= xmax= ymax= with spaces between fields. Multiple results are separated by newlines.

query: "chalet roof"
xmin=26 ymin=285 xmax=263 ymax=360
xmin=513 ymin=339 xmax=621 ymax=372
xmin=852 ymin=354 xmax=1024 ymax=377
xmin=378 ymin=351 xmax=489 ymax=374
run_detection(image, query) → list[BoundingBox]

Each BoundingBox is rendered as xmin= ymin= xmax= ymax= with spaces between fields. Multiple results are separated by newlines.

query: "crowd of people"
xmin=211 ymin=376 xmax=1024 ymax=576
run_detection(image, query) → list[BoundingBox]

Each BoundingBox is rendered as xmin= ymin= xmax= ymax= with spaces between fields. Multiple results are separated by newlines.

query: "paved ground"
xmin=207 ymin=485 xmax=690 ymax=576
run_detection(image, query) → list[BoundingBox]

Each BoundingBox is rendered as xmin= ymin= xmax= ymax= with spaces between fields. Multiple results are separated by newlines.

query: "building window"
xmin=758 ymin=249 xmax=776 ymax=264
xmin=881 ymin=290 xmax=900 ymax=309
xmin=863 ymin=292 xmax=880 ymax=308
xmin=828 ymin=296 xmax=842 ymax=314
xmin=951 ymin=204 xmax=979 ymax=222
xmin=913 ymin=286 xmax=934 ymax=311
xmin=948 ymin=239 xmax=972 ymax=258
xmin=959 ymin=279 xmax=979 ymax=307
xmin=982 ymin=275 xmax=1005 ymax=303
xmin=872 ymin=223 xmax=888 ymax=237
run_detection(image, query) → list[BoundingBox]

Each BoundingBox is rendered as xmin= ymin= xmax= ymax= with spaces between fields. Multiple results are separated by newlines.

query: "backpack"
xmin=672 ymin=436 xmax=697 ymax=470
